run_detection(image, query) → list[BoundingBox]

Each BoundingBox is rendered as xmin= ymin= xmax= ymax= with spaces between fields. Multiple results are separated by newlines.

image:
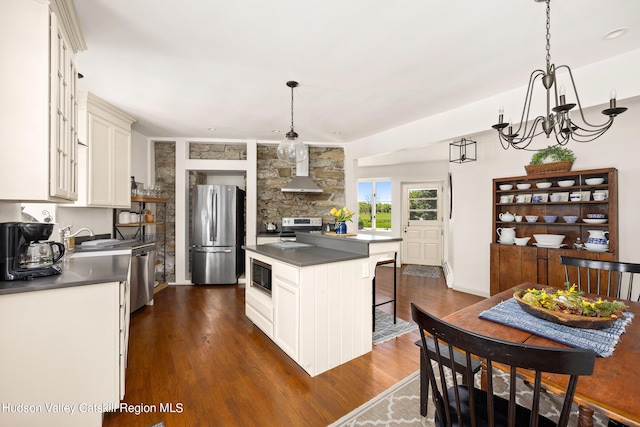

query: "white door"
xmin=402 ymin=182 xmax=443 ymax=266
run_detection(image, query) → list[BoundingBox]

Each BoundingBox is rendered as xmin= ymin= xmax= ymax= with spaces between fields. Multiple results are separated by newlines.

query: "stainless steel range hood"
xmin=281 ymin=144 xmax=323 ymax=193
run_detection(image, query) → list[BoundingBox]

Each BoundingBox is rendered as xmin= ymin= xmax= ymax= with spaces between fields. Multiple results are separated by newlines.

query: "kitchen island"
xmin=0 ymin=254 xmax=131 ymax=427
xmin=244 ymin=233 xmax=401 ymax=377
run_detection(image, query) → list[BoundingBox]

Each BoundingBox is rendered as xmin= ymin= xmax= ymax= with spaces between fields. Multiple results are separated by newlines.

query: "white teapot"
xmin=499 ymin=212 xmax=515 ymax=222
xmin=496 ymin=227 xmax=516 ymax=243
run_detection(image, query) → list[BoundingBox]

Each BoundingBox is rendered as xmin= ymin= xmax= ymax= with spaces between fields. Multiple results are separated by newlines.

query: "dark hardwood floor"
xmin=103 ymin=265 xmax=484 ymax=427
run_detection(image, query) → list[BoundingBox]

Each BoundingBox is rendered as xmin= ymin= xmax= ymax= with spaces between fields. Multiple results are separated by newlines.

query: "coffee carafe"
xmin=17 ymin=241 xmax=65 ymax=269
xmin=0 ymin=222 xmax=63 ymax=281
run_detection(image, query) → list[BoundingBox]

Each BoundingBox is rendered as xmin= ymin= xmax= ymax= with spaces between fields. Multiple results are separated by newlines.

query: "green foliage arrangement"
xmin=529 ymin=146 xmax=576 ymax=165
xmin=519 ymin=283 xmax=627 ymax=318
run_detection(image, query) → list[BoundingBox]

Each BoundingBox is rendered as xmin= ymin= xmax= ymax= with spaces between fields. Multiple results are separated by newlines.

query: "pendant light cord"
xmin=545 ymin=0 xmax=551 ymax=71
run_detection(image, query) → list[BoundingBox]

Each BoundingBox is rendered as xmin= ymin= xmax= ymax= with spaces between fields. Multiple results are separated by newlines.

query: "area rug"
xmin=402 ymin=265 xmax=441 ymax=279
xmin=328 ymin=367 xmax=609 ymax=427
xmin=373 ymin=309 xmax=418 ymax=345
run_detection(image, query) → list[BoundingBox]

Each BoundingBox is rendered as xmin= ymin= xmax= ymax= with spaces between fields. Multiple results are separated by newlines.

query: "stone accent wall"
xmin=153 ymin=142 xmax=345 ymax=282
xmin=154 ymin=142 xmax=176 ymax=282
xmin=189 ymin=143 xmax=247 ymax=160
xmin=256 ymin=145 xmax=345 ymax=231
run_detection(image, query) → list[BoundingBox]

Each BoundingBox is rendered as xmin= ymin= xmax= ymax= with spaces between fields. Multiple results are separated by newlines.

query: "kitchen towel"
xmin=478 ymin=297 xmax=634 ymax=357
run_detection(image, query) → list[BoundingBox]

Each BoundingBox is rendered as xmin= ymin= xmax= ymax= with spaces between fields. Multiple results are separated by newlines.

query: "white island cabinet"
xmin=0 ymin=281 xmax=130 ymax=427
xmin=245 ymin=251 xmax=372 ymax=377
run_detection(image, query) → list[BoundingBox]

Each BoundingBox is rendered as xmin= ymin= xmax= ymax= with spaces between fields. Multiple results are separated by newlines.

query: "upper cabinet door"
xmin=50 ymin=11 xmax=79 ymax=200
xmin=0 ymin=0 xmax=84 ymax=202
xmin=76 ymin=92 xmax=135 ymax=208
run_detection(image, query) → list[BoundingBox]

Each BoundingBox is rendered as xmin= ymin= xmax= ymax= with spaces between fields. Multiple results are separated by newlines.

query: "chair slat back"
xmin=560 ymin=256 xmax=640 ymax=301
xmin=411 ymin=303 xmax=595 ymax=427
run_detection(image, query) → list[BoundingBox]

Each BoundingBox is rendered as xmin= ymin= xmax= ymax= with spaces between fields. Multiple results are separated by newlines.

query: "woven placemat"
xmin=479 ymin=298 xmax=634 ymax=357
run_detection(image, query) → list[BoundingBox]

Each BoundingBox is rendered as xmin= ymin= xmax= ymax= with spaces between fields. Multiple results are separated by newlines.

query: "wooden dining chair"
xmin=560 ymin=256 xmax=640 ymax=301
xmin=411 ymin=303 xmax=596 ymax=427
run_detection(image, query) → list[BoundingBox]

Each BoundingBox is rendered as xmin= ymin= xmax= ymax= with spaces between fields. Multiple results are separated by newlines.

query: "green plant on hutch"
xmin=525 ymin=146 xmax=576 ymax=175
xmin=529 ymin=146 xmax=576 ymax=165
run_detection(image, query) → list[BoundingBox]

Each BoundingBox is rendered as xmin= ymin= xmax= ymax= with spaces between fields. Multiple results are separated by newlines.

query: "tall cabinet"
xmin=490 ymin=168 xmax=618 ymax=295
xmin=0 ymin=0 xmax=85 ymax=201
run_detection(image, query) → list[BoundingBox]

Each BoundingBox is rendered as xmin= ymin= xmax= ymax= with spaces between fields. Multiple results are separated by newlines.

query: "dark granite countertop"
xmin=72 ymin=238 xmax=159 ymax=254
xmin=0 ymin=254 xmax=131 ymax=295
xmin=244 ymin=244 xmax=366 ymax=267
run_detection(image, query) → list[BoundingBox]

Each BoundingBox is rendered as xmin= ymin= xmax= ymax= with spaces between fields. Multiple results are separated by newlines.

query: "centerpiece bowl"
xmin=513 ymin=288 xmax=626 ymax=330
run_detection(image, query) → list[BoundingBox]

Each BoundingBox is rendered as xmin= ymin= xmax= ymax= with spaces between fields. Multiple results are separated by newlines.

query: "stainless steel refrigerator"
xmin=192 ymin=185 xmax=245 ymax=285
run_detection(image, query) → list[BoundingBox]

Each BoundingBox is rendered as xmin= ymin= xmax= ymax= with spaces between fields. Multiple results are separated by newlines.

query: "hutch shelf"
xmin=490 ymin=167 xmax=618 ymax=295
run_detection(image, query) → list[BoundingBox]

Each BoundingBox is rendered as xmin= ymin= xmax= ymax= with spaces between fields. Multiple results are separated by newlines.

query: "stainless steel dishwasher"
xmin=130 ymin=244 xmax=157 ymax=312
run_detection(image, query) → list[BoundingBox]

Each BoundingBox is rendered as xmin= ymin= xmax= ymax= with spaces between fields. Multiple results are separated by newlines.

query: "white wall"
xmin=131 ymin=130 xmax=151 ymax=186
xmin=347 ymin=49 xmax=640 ymax=297
xmin=349 ymin=96 xmax=640 ymax=297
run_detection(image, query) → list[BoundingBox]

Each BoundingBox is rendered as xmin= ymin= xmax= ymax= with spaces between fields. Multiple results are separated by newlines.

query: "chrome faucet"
xmin=59 ymin=226 xmax=95 ymax=251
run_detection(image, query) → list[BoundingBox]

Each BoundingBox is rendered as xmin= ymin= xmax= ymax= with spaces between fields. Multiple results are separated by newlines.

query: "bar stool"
xmin=372 ymin=252 xmax=397 ymax=331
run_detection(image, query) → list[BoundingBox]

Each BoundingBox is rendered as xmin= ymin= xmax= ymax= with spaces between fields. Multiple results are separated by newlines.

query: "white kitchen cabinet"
xmin=273 ymin=262 xmax=300 ymax=360
xmin=75 ymin=92 xmax=136 ymax=208
xmin=0 ymin=281 xmax=129 ymax=427
xmin=245 ymin=251 xmax=371 ymax=377
xmin=0 ymin=0 xmax=84 ymax=202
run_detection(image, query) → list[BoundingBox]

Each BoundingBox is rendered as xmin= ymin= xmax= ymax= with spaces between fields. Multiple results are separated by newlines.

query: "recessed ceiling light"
xmin=207 ymin=127 xmax=217 ymax=131
xmin=332 ymin=131 xmax=342 ymax=135
xmin=603 ymin=27 xmax=628 ymax=40
xmin=271 ymin=129 xmax=281 ymax=133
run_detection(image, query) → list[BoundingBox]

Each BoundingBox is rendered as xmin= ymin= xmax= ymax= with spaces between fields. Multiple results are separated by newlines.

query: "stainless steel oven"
xmin=251 ymin=258 xmax=272 ymax=295
xmin=280 ymin=217 xmax=323 ymax=241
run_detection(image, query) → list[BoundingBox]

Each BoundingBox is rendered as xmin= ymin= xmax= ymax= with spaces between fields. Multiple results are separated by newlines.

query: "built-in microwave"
xmin=251 ymin=258 xmax=272 ymax=295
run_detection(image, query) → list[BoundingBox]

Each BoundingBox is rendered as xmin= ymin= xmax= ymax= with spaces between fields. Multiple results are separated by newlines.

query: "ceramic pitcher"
xmin=587 ymin=230 xmax=609 ymax=245
xmin=496 ymin=227 xmax=516 ymax=243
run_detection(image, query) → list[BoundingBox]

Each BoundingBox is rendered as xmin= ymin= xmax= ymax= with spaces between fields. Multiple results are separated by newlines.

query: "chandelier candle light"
xmin=330 ymin=207 xmax=355 ymax=235
xmin=492 ymin=0 xmax=627 ymax=151
xmin=277 ymin=81 xmax=308 ymax=162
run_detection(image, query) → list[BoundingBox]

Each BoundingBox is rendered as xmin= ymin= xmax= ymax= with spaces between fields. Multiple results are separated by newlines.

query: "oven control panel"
xmin=281 ymin=217 xmax=322 ymax=227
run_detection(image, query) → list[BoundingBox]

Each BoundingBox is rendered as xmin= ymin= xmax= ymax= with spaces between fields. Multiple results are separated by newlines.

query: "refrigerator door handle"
xmin=211 ymin=190 xmax=218 ymax=243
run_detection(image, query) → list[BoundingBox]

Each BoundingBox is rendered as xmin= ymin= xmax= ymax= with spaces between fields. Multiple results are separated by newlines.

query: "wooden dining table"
xmin=441 ymin=283 xmax=640 ymax=427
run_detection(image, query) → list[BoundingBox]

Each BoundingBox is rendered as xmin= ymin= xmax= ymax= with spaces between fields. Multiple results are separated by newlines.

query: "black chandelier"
xmin=492 ymin=0 xmax=627 ymax=151
xmin=276 ymin=81 xmax=307 ymax=162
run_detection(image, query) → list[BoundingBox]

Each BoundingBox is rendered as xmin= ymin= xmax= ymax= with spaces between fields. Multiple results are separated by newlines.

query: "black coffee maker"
xmin=0 ymin=222 xmax=64 ymax=281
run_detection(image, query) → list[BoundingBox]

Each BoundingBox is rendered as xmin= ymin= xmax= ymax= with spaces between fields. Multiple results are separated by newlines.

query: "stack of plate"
xmin=585 ymin=243 xmax=609 ymax=252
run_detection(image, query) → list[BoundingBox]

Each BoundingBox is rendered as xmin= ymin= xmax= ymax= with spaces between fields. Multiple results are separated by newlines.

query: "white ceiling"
xmin=73 ymin=0 xmax=640 ymax=143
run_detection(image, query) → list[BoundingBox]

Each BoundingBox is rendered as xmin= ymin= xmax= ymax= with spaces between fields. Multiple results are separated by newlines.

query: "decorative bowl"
xmin=516 ymin=183 xmax=531 ymax=190
xmin=549 ymin=194 xmax=561 ymax=202
xmin=585 ymin=178 xmax=605 ymax=185
xmin=586 ymin=213 xmax=606 ymax=219
xmin=533 ymin=234 xmax=565 ymax=246
xmin=499 ymin=184 xmax=513 ymax=191
xmin=543 ymin=215 xmax=557 ymax=223
xmin=514 ymin=237 xmax=531 ymax=246
xmin=563 ymin=215 xmax=579 ymax=223
xmin=536 ymin=182 xmax=552 ymax=189
xmin=557 ymin=180 xmax=575 ymax=187
xmin=525 ymin=215 xmax=538 ymax=223
xmin=513 ymin=290 xmax=619 ymax=329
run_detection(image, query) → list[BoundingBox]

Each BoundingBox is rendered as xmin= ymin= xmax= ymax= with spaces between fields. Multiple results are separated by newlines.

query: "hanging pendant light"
xmin=491 ymin=0 xmax=627 ymax=151
xmin=277 ymin=81 xmax=307 ymax=162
